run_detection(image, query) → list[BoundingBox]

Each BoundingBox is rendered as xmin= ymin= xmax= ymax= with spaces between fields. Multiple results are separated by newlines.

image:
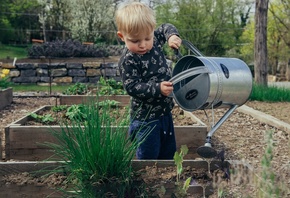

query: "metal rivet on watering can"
xmin=170 ymin=40 xmax=253 ymax=158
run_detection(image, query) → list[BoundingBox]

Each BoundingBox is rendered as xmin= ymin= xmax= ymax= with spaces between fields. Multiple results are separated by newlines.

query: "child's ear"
xmin=117 ymin=31 xmax=125 ymax=41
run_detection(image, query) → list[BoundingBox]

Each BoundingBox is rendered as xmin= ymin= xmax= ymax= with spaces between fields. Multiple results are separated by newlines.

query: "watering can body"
xmin=171 ymin=41 xmax=253 ymax=112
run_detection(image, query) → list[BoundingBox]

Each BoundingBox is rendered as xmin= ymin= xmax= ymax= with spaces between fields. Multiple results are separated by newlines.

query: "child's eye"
xmin=131 ymin=40 xmax=138 ymax=43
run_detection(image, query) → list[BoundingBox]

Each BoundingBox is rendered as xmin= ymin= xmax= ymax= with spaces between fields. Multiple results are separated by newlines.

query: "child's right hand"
xmin=160 ymin=81 xmax=173 ymax=96
xmin=168 ymin=35 xmax=181 ymax=49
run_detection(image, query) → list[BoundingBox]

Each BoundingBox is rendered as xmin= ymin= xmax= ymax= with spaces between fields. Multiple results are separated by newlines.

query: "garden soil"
xmin=0 ymin=96 xmax=290 ymax=197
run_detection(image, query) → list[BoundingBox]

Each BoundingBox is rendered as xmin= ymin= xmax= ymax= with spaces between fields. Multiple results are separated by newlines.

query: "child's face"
xmin=117 ymin=31 xmax=154 ymax=55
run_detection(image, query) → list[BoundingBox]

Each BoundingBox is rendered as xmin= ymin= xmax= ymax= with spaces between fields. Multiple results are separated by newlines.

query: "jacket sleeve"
xmin=154 ymin=23 xmax=180 ymax=46
xmin=119 ymin=53 xmax=162 ymax=101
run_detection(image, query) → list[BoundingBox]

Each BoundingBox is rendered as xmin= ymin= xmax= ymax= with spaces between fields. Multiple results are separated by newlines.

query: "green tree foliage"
xmin=269 ymin=0 xmax=290 ymax=74
xmin=63 ymin=0 xmax=116 ymax=43
xmin=241 ymin=0 xmax=289 ymax=74
xmin=155 ymin=0 xmax=253 ymax=56
xmin=0 ymin=0 xmax=41 ymax=44
xmin=37 ymin=0 xmax=71 ymax=42
xmin=240 ymin=20 xmax=255 ymax=64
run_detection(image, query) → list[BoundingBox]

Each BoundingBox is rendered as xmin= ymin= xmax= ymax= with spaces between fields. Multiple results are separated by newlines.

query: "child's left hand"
xmin=168 ymin=35 xmax=181 ymax=49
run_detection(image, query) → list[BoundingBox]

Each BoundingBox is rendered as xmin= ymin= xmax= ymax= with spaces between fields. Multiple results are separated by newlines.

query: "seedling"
xmin=173 ymin=145 xmax=192 ymax=197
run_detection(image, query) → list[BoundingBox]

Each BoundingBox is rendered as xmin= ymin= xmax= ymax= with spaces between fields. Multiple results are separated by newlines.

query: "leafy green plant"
xmin=51 ymin=105 xmax=68 ymax=112
xmin=62 ymin=83 xmax=88 ymax=95
xmin=43 ymin=100 xmax=145 ymax=197
xmin=98 ymin=76 xmax=126 ymax=95
xmin=173 ymin=145 xmax=192 ymax=197
xmin=65 ymin=104 xmax=86 ymax=121
xmin=106 ymin=78 xmax=123 ymax=90
xmin=98 ymin=99 xmax=120 ymax=107
xmin=29 ymin=113 xmax=55 ymax=124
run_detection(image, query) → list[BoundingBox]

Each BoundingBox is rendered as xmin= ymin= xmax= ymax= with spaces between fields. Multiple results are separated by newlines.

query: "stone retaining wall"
xmin=1 ymin=62 xmax=120 ymax=84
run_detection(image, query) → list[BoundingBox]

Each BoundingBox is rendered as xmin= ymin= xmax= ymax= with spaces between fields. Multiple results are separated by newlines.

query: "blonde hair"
xmin=115 ymin=1 xmax=156 ymax=36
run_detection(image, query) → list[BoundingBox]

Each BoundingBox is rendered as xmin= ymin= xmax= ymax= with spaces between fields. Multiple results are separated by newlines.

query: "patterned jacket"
xmin=118 ymin=23 xmax=179 ymax=121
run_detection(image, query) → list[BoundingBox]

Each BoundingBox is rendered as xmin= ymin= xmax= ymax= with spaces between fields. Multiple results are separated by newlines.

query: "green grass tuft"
xmin=249 ymin=83 xmax=290 ymax=102
xmin=11 ymin=84 xmax=71 ymax=92
xmin=0 ymin=44 xmax=28 ymax=59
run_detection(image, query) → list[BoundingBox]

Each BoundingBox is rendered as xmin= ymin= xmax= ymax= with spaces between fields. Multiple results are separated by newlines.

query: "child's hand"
xmin=168 ymin=35 xmax=181 ymax=49
xmin=160 ymin=81 xmax=173 ymax=96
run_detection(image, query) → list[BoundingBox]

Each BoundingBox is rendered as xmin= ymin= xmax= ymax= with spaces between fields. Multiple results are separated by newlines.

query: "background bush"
xmin=27 ymin=39 xmax=124 ymax=58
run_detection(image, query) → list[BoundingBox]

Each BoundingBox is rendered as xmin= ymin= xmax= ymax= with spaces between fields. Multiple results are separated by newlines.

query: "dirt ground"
xmin=0 ymin=97 xmax=290 ymax=197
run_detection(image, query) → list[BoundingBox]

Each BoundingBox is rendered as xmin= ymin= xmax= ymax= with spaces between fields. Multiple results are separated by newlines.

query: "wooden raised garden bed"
xmin=0 ymin=159 xmax=252 ymax=197
xmin=0 ymin=87 xmax=13 ymax=110
xmin=4 ymin=105 xmax=207 ymax=161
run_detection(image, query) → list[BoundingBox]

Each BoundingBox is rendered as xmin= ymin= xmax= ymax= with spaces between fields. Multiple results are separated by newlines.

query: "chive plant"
xmin=250 ymin=83 xmax=290 ymax=102
xmin=45 ymin=100 xmax=144 ymax=197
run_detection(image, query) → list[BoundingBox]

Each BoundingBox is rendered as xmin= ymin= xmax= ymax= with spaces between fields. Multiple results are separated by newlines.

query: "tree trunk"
xmin=286 ymin=59 xmax=290 ymax=81
xmin=254 ymin=0 xmax=269 ymax=86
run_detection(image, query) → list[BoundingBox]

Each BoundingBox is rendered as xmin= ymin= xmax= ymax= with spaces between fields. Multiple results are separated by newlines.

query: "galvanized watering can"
xmin=170 ymin=40 xmax=253 ymax=158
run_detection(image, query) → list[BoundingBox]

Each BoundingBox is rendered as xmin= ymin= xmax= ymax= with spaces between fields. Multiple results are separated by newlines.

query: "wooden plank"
xmin=0 ymin=88 xmax=13 ymax=110
xmin=31 ymin=39 xmax=44 ymax=44
xmin=5 ymin=149 xmax=58 ymax=161
xmin=8 ymin=106 xmax=51 ymax=125
xmin=4 ymin=126 xmax=10 ymax=159
xmin=0 ymin=184 xmax=64 ymax=198
xmin=175 ymin=126 xmax=207 ymax=159
xmin=82 ymin=42 xmax=93 ymax=45
xmin=0 ymin=161 xmax=61 ymax=177
xmin=7 ymin=127 xmax=61 ymax=149
xmin=0 ymin=136 xmax=2 ymax=160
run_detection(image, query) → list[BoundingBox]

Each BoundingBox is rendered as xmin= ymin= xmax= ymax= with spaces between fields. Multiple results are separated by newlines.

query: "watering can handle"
xmin=174 ymin=39 xmax=204 ymax=58
xmin=169 ymin=66 xmax=209 ymax=85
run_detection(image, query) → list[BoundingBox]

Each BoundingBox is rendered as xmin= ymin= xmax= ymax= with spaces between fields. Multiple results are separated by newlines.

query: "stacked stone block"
xmin=2 ymin=61 xmax=120 ymax=84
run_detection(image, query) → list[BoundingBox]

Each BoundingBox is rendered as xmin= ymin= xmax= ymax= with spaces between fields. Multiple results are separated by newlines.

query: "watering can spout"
xmin=196 ymin=104 xmax=238 ymax=158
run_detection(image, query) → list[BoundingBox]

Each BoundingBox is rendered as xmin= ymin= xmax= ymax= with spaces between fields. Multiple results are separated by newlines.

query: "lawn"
xmin=0 ymin=44 xmax=29 ymax=59
xmin=11 ymin=84 xmax=71 ymax=92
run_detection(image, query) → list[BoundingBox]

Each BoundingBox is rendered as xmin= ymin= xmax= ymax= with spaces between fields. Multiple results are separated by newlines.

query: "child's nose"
xmin=139 ymin=41 xmax=146 ymax=48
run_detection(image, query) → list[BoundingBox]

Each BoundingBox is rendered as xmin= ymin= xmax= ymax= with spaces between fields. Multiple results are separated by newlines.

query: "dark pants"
xmin=129 ymin=113 xmax=176 ymax=160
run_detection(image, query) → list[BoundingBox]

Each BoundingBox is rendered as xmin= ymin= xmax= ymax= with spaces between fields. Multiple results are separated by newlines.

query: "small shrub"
xmin=27 ymin=39 xmax=109 ymax=58
xmin=62 ymin=83 xmax=88 ymax=95
xmin=98 ymin=77 xmax=126 ymax=95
